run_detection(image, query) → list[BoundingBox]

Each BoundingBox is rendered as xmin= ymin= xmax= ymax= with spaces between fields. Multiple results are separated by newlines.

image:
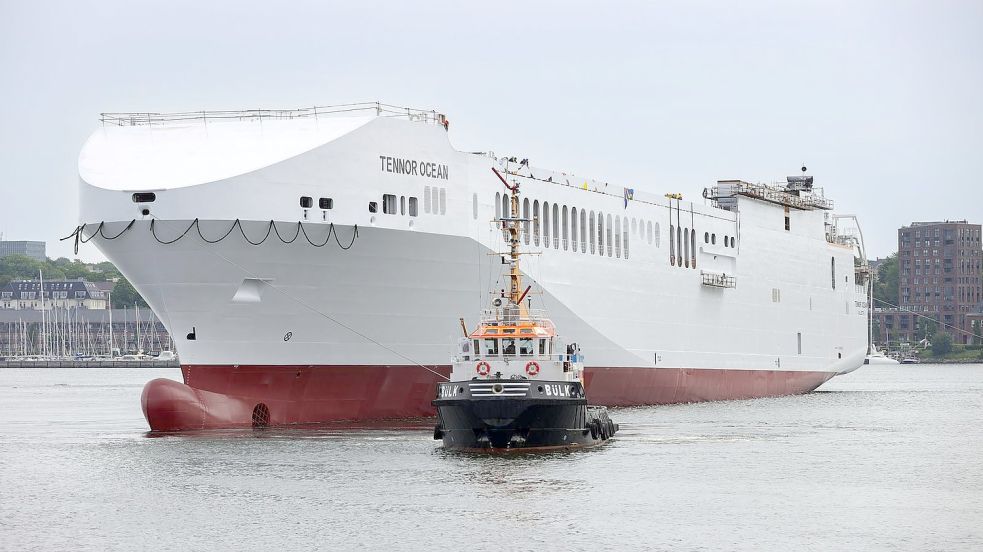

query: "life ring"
xmin=525 ymin=361 xmax=540 ymax=376
xmin=476 ymin=361 xmax=491 ymax=376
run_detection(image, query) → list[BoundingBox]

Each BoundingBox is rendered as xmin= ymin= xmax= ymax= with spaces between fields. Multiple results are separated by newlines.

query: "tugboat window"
xmin=539 ymin=339 xmax=547 ymax=355
xmin=502 ymin=338 xmax=516 ymax=356
xmin=319 ymin=197 xmax=333 ymax=209
xmin=519 ymin=338 xmax=535 ymax=356
xmin=483 ymin=339 xmax=499 ymax=356
xmin=300 ymin=196 xmax=313 ymax=208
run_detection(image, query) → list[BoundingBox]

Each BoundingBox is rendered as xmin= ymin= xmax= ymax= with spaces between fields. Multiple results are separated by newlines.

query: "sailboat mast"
xmin=38 ymin=270 xmax=46 ymax=357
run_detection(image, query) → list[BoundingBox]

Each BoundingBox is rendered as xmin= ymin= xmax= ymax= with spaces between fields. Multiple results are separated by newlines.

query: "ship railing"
xmin=478 ymin=308 xmax=555 ymax=326
xmin=99 ymin=102 xmax=446 ymax=127
xmin=701 ymin=271 xmax=737 ymax=288
xmin=455 ymin=353 xmax=584 ymax=363
xmin=708 ymin=180 xmax=833 ymax=211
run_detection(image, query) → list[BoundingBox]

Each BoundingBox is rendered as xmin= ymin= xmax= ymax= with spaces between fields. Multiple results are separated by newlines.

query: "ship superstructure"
xmin=73 ymin=102 xmax=870 ymax=430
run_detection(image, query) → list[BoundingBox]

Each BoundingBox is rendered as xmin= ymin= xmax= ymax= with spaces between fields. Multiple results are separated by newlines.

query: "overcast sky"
xmin=1 ymin=0 xmax=980 ymax=261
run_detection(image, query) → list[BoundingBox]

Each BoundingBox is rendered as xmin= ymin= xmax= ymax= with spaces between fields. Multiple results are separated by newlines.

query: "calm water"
xmin=1 ymin=366 xmax=981 ymax=551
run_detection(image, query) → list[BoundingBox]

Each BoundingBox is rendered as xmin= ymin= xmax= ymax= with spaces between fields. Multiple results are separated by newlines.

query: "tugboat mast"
xmin=492 ymin=167 xmax=528 ymax=309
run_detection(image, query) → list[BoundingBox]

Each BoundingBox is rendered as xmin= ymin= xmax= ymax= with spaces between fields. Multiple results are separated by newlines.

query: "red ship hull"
xmin=141 ymin=364 xmax=837 ymax=431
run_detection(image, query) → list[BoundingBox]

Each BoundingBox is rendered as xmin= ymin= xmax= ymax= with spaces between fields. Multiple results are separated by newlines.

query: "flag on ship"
xmin=624 ymin=187 xmax=634 ymax=208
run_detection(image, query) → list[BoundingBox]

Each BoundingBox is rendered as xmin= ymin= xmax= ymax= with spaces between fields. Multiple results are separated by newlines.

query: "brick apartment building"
xmin=875 ymin=220 xmax=983 ymax=345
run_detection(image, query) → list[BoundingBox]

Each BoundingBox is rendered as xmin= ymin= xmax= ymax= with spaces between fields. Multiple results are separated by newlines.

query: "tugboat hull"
xmin=433 ymin=380 xmax=617 ymax=450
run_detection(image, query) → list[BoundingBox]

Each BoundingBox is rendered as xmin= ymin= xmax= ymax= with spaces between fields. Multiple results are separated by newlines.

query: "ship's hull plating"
xmin=433 ymin=380 xmax=617 ymax=450
xmin=142 ymin=364 xmax=836 ymax=431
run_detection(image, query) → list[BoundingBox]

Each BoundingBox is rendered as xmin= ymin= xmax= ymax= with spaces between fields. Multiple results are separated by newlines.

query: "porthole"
xmin=704 ymin=231 xmax=709 ymax=244
xmin=711 ymin=233 xmax=716 ymax=245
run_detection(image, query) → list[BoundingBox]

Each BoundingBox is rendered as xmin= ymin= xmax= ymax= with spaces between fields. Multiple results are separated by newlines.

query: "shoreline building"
xmin=0 ymin=279 xmax=109 ymax=311
xmin=0 ymin=240 xmax=46 ymax=261
xmin=875 ymin=220 xmax=983 ymax=345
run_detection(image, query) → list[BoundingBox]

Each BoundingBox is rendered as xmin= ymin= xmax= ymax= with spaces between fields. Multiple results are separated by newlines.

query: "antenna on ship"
xmin=491 ymin=165 xmax=533 ymax=319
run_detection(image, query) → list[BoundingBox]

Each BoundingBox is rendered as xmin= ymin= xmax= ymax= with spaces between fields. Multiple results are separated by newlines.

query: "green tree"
xmin=1 ymin=253 xmax=147 ymax=308
xmin=931 ymin=331 xmax=953 ymax=357
xmin=872 ymin=253 xmax=898 ymax=308
xmin=109 ymin=277 xmax=148 ymax=308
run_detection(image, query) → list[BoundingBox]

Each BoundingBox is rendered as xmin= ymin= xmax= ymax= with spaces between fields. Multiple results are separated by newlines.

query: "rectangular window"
xmin=519 ymin=338 xmax=534 ymax=356
xmin=382 ymin=194 xmax=397 ymax=214
xmin=408 ymin=197 xmax=418 ymax=217
xmin=483 ymin=339 xmax=499 ymax=356
xmin=797 ymin=332 xmax=802 ymax=354
xmin=539 ymin=339 xmax=546 ymax=355
xmin=502 ymin=338 xmax=516 ymax=356
xmin=400 ymin=196 xmax=406 ymax=215
xmin=439 ymin=188 xmax=446 ymax=215
xmin=75 ymin=291 xmax=86 ymax=299
xmin=319 ymin=197 xmax=333 ymax=209
xmin=300 ymin=196 xmax=313 ymax=208
xmin=424 ymin=186 xmax=432 ymax=213
xmin=368 ymin=201 xmax=378 ymax=213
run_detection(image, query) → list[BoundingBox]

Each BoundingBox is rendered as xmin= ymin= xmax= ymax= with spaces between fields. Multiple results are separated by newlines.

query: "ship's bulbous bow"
xmin=141 ymin=378 xmax=255 ymax=431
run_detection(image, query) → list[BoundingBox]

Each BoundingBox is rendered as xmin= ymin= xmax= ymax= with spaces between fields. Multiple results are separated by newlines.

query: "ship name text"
xmin=379 ymin=155 xmax=449 ymax=180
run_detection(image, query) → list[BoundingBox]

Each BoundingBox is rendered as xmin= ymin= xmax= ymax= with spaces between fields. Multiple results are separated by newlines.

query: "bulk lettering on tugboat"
xmin=379 ymin=155 xmax=448 ymax=179
xmin=544 ymin=384 xmax=568 ymax=397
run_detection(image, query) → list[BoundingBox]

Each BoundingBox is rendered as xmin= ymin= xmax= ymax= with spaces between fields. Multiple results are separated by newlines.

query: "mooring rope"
xmin=61 ymin=218 xmax=359 ymax=254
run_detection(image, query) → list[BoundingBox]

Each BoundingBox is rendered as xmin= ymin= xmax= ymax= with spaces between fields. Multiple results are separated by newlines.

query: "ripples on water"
xmin=1 ymin=366 xmax=981 ymax=551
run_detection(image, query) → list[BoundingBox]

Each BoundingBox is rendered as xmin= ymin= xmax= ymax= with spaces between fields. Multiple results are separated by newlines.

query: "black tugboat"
xmin=432 ymin=168 xmax=618 ymax=451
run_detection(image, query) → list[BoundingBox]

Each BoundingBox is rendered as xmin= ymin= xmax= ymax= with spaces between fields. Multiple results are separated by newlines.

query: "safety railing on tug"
xmin=479 ymin=308 xmax=555 ymax=325
xmin=99 ymin=101 xmax=446 ymax=127
xmin=457 ymin=353 xmax=585 ymax=363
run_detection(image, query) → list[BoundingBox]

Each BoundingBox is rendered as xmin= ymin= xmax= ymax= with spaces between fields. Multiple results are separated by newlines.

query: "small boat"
xmin=432 ymin=169 xmax=618 ymax=451
xmin=900 ymin=357 xmax=920 ymax=365
xmin=864 ymin=344 xmax=900 ymax=365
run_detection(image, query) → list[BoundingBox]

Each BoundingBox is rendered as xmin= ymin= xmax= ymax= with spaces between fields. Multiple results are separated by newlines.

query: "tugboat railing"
xmin=455 ymin=353 xmax=584 ymax=363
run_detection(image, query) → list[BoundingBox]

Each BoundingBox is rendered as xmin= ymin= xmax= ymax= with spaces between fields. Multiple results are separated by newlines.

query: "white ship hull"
xmin=76 ymin=105 xmax=868 ymax=430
